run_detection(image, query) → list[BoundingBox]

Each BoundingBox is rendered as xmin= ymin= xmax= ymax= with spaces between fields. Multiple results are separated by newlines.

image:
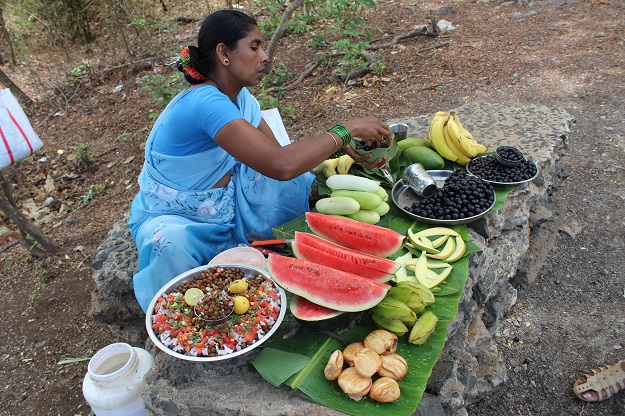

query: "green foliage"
xmin=140 ymin=72 xmax=185 ymax=108
xmin=75 ymin=142 xmax=95 ymax=165
xmin=34 ymin=263 xmax=52 ymax=283
xmin=70 ymin=61 xmax=91 ymax=78
xmin=114 ymin=132 xmax=130 ymax=142
xmin=80 ymin=184 xmax=106 ymax=203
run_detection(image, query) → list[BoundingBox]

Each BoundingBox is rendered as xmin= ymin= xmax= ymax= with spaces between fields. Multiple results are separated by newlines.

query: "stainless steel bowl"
xmin=145 ymin=263 xmax=287 ymax=362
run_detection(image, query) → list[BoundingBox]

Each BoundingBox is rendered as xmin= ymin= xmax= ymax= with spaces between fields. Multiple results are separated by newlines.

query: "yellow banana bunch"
xmin=428 ymin=112 xmax=458 ymax=162
xmin=428 ymin=111 xmax=488 ymax=165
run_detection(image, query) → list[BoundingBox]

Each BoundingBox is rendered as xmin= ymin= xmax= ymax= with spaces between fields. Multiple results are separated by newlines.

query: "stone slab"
xmin=89 ymin=102 xmax=574 ymax=415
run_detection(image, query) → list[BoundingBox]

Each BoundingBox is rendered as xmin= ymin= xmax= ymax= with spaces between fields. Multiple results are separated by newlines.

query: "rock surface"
xmin=89 ymin=102 xmax=574 ymax=414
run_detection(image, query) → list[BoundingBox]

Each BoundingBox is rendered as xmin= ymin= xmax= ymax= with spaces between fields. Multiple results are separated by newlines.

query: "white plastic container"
xmin=82 ymin=343 xmax=154 ymax=416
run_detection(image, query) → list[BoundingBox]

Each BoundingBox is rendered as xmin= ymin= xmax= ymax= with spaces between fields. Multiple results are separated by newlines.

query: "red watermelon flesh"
xmin=294 ymin=232 xmax=400 ymax=275
xmin=289 ymin=295 xmax=343 ymax=321
xmin=267 ymin=254 xmax=389 ymax=312
xmin=292 ymin=237 xmax=396 ymax=283
xmin=305 ymin=212 xmax=404 ymax=258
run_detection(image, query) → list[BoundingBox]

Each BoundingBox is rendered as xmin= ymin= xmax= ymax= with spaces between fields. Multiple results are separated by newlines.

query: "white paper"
xmin=261 ymin=108 xmax=291 ymax=147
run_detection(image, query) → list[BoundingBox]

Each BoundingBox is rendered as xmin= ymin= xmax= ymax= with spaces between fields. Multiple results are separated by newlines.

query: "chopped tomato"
xmin=196 ymin=342 xmax=205 ymax=350
xmin=243 ymin=332 xmax=255 ymax=343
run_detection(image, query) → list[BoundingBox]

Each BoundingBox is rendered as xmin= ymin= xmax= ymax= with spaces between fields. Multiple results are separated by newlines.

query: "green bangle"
xmin=328 ymin=125 xmax=352 ymax=148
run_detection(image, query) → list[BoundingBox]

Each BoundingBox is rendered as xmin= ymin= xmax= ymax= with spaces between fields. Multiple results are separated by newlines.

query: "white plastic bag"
xmin=0 ymin=89 xmax=43 ymax=169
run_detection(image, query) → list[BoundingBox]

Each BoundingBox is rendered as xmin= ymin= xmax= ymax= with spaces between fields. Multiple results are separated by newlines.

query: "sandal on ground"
xmin=573 ymin=359 xmax=625 ymax=402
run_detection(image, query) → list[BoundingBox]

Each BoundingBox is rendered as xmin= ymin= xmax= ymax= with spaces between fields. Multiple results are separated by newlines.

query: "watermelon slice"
xmin=292 ymin=232 xmax=398 ymax=283
xmin=289 ymin=295 xmax=343 ymax=321
xmin=305 ymin=212 xmax=404 ymax=257
xmin=267 ymin=254 xmax=389 ymax=312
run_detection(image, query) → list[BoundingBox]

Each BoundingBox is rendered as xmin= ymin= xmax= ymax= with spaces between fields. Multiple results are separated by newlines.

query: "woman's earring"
xmin=223 ymin=59 xmax=229 ymax=65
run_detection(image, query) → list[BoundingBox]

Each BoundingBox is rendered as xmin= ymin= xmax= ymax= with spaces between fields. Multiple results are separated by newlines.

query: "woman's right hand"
xmin=342 ymin=117 xmax=393 ymax=150
xmin=341 ymin=117 xmax=393 ymax=168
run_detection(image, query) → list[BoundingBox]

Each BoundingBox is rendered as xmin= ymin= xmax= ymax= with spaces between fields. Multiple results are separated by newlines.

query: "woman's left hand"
xmin=343 ymin=145 xmax=387 ymax=170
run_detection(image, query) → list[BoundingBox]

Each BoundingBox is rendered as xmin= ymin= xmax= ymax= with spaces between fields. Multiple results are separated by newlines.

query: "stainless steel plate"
xmin=466 ymin=155 xmax=539 ymax=186
xmin=145 ymin=263 xmax=286 ymax=362
xmin=391 ymin=170 xmax=496 ymax=225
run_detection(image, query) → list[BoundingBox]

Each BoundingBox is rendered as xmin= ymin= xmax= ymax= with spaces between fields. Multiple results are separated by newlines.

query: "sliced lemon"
xmin=184 ymin=288 xmax=205 ymax=306
xmin=233 ymin=296 xmax=250 ymax=314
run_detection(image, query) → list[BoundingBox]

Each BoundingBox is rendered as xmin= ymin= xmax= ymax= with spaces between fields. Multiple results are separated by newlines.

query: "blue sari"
xmin=128 ymin=90 xmax=314 ymax=312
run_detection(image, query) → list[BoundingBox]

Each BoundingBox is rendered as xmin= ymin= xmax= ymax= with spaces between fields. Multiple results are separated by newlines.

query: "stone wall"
xmin=89 ymin=102 xmax=574 ymax=415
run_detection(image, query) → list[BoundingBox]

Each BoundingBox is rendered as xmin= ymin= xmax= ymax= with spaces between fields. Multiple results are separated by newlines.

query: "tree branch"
xmin=265 ymin=0 xmax=307 ymax=74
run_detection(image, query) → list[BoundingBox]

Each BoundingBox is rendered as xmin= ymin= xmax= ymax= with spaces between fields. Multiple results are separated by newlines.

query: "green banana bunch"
xmin=372 ymin=313 xmax=409 ymax=337
xmin=408 ymin=311 xmax=438 ymax=345
xmin=372 ymin=298 xmax=413 ymax=320
xmin=371 ymin=298 xmax=418 ymax=336
xmin=396 ymin=281 xmax=435 ymax=306
xmin=373 ymin=281 xmax=438 ymax=340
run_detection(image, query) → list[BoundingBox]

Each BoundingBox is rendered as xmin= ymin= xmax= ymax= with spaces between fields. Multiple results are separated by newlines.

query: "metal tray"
xmin=145 ymin=263 xmax=286 ymax=362
xmin=466 ymin=155 xmax=539 ymax=186
xmin=391 ymin=170 xmax=496 ymax=226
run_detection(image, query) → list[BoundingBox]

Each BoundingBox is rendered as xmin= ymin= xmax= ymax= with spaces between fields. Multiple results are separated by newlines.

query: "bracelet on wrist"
xmin=328 ymin=125 xmax=352 ymax=148
xmin=324 ymin=132 xmax=344 ymax=158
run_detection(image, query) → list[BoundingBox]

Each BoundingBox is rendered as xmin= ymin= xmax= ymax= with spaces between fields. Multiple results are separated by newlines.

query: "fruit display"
xmin=324 ymin=329 xmax=406 ymax=402
xmin=402 ymin=169 xmax=494 ymax=221
xmin=428 ymin=111 xmax=487 ymax=165
xmin=467 ymin=146 xmax=538 ymax=184
xmin=292 ymin=231 xmax=400 ymax=283
xmin=267 ymin=253 xmax=389 ymax=312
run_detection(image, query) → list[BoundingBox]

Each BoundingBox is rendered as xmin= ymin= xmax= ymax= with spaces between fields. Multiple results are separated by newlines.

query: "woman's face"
xmin=227 ymin=25 xmax=269 ymax=87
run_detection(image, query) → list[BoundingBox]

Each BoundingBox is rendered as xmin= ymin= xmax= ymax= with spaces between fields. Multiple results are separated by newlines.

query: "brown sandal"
xmin=573 ymin=360 xmax=625 ymax=402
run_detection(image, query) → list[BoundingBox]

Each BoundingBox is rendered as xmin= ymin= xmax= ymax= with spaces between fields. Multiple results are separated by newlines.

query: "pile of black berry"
xmin=354 ymin=139 xmax=388 ymax=151
xmin=468 ymin=155 xmax=538 ymax=183
xmin=496 ymin=146 xmax=525 ymax=162
xmin=405 ymin=170 xmax=495 ymax=220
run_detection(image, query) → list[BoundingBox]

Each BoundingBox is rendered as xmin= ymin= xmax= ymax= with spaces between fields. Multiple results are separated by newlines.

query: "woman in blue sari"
xmin=129 ymin=9 xmax=393 ymax=312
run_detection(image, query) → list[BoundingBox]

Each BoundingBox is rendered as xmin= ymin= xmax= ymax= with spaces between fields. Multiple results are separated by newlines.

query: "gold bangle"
xmin=325 ymin=131 xmax=340 ymax=151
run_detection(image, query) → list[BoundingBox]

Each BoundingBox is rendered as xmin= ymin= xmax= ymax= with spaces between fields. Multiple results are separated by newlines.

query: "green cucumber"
xmin=346 ymin=209 xmax=381 ymax=225
xmin=373 ymin=201 xmax=390 ymax=216
xmin=315 ymin=197 xmax=360 ymax=215
xmin=330 ymin=189 xmax=382 ymax=210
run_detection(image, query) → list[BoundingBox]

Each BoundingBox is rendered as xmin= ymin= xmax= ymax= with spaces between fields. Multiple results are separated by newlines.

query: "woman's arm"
xmin=214 ymin=117 xmax=391 ymax=181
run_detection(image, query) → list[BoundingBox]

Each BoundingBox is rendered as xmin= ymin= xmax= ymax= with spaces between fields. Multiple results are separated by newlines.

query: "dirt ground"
xmin=0 ymin=0 xmax=624 ymax=415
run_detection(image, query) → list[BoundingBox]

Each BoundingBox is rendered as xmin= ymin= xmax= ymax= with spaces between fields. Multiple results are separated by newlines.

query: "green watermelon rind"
xmin=294 ymin=231 xmax=400 ymax=275
xmin=305 ymin=212 xmax=404 ymax=258
xmin=267 ymin=254 xmax=389 ymax=313
xmin=289 ymin=295 xmax=344 ymax=321
xmin=291 ymin=238 xmax=395 ymax=283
